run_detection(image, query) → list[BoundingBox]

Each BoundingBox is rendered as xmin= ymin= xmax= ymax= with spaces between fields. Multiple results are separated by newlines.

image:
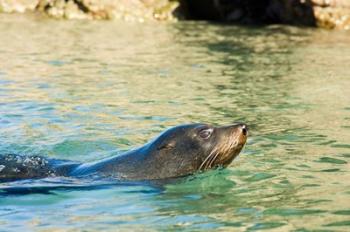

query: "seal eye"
xmin=157 ymin=143 xmax=174 ymax=150
xmin=199 ymin=128 xmax=213 ymax=139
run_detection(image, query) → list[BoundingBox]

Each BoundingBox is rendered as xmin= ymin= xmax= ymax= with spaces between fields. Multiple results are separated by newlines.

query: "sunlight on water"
xmin=0 ymin=14 xmax=349 ymax=231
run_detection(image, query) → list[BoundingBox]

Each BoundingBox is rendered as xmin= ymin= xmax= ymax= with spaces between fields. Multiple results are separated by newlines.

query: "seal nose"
xmin=239 ymin=124 xmax=248 ymax=136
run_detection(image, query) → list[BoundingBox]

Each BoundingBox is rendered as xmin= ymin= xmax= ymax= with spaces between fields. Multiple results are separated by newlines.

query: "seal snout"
xmin=239 ymin=123 xmax=248 ymax=136
xmin=231 ymin=123 xmax=248 ymax=146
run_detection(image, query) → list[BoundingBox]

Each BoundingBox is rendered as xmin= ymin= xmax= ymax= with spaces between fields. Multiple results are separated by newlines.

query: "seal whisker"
xmin=199 ymin=149 xmax=216 ymax=171
xmin=199 ymin=153 xmax=213 ymax=170
xmin=210 ymin=132 xmax=239 ymax=167
xmin=205 ymin=151 xmax=217 ymax=169
xmin=207 ymin=151 xmax=221 ymax=168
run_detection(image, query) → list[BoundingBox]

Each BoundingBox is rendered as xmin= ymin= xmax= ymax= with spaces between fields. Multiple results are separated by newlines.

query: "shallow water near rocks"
xmin=0 ymin=14 xmax=349 ymax=231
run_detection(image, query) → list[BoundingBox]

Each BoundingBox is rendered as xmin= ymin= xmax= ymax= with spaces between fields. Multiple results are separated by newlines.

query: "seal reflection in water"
xmin=0 ymin=123 xmax=248 ymax=182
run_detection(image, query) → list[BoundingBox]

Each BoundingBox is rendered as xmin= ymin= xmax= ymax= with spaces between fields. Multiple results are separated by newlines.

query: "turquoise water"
xmin=0 ymin=14 xmax=349 ymax=231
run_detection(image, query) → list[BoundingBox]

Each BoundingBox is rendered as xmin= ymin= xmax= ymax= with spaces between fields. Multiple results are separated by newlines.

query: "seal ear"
xmin=157 ymin=141 xmax=175 ymax=150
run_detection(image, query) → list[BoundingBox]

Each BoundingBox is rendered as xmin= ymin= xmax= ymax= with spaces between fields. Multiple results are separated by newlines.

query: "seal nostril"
xmin=239 ymin=124 xmax=248 ymax=136
xmin=242 ymin=127 xmax=247 ymax=135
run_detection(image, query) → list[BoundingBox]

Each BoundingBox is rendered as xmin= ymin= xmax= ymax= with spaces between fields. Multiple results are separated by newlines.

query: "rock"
xmin=314 ymin=6 xmax=350 ymax=30
xmin=312 ymin=0 xmax=350 ymax=29
xmin=36 ymin=0 xmax=89 ymax=19
xmin=266 ymin=0 xmax=316 ymax=26
xmin=311 ymin=0 xmax=350 ymax=8
xmin=0 ymin=0 xmax=38 ymax=13
xmin=181 ymin=0 xmax=316 ymax=25
xmin=1 ymin=0 xmax=179 ymax=21
xmin=0 ymin=0 xmax=350 ymax=29
xmin=181 ymin=0 xmax=350 ymax=30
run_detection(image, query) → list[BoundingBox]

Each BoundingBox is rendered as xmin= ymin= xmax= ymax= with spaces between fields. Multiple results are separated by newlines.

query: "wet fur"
xmin=0 ymin=123 xmax=247 ymax=182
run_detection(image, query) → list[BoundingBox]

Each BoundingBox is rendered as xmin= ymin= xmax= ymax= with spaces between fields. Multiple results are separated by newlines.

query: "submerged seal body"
xmin=0 ymin=123 xmax=248 ymax=182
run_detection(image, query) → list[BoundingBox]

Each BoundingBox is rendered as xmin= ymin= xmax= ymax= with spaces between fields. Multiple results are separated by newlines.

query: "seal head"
xmin=0 ymin=123 xmax=248 ymax=182
xmin=152 ymin=123 xmax=248 ymax=173
xmin=86 ymin=123 xmax=248 ymax=180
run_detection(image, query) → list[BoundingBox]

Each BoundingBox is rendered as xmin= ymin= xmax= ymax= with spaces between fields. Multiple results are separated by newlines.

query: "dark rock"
xmin=180 ymin=0 xmax=350 ymax=29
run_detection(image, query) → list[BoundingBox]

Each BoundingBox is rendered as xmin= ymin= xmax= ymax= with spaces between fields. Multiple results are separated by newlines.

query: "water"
xmin=0 ymin=14 xmax=349 ymax=231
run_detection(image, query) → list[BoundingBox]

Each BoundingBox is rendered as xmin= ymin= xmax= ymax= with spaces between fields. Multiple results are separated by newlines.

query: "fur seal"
xmin=0 ymin=123 xmax=248 ymax=182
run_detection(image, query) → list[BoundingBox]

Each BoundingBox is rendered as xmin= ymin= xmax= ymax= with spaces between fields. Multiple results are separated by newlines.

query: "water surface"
xmin=0 ymin=14 xmax=349 ymax=231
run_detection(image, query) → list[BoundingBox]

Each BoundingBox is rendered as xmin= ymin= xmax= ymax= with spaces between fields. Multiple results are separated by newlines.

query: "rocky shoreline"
xmin=0 ymin=0 xmax=179 ymax=21
xmin=0 ymin=0 xmax=349 ymax=29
